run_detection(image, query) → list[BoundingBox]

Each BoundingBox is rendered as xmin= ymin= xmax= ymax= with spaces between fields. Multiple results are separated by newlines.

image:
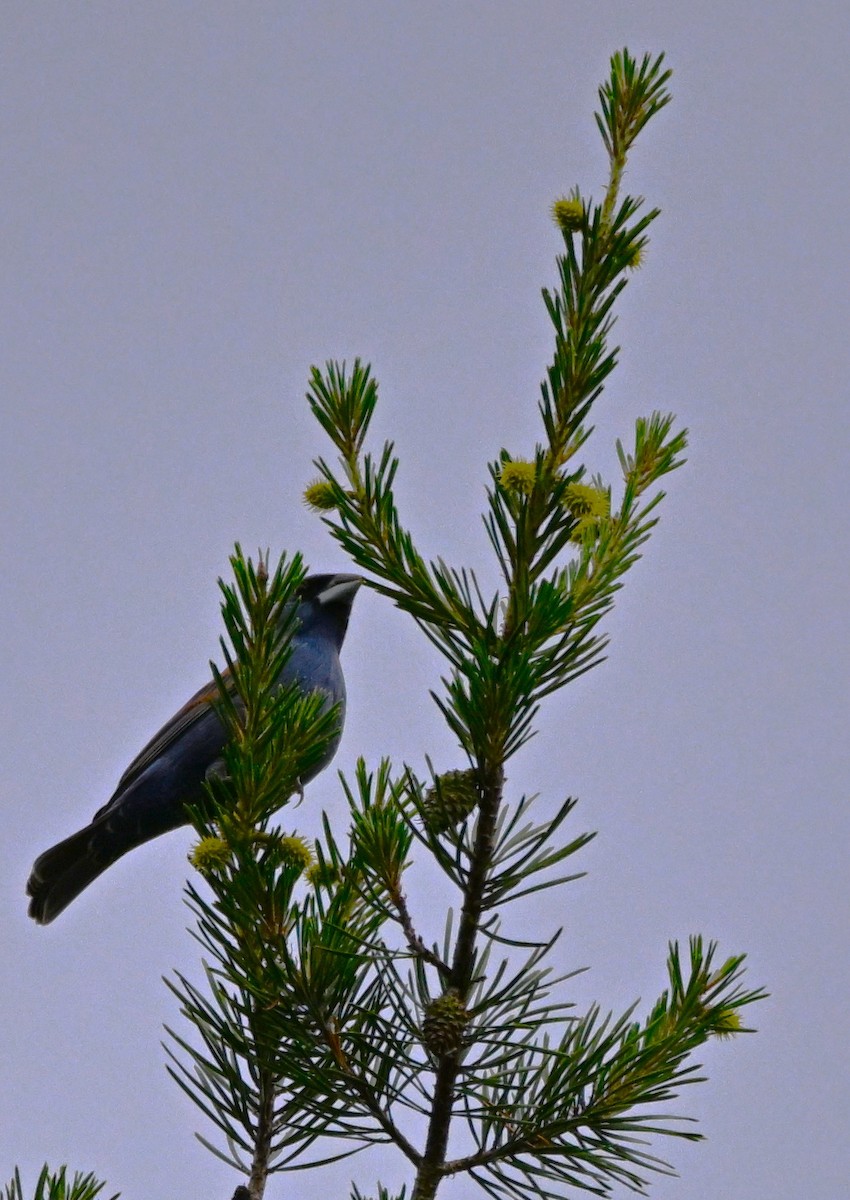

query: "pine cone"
xmin=422 ymin=769 xmax=479 ymax=835
xmin=422 ymin=989 xmax=470 ymax=1056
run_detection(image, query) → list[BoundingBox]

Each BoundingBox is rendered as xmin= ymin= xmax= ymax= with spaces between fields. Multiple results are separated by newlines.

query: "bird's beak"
xmin=317 ymin=574 xmax=363 ymax=606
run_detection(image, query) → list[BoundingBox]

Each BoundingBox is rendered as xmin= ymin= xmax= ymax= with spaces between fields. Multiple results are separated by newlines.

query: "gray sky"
xmin=3 ymin=3 xmax=848 ymax=1198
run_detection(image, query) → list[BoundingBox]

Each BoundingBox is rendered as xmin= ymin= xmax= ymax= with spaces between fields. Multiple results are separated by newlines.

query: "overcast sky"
xmin=3 ymin=4 xmax=848 ymax=1199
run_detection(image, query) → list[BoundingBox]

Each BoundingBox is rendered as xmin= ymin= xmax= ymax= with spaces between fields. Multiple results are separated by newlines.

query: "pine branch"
xmin=3 ymin=1167 xmax=119 ymax=1200
xmin=160 ymin=46 xmax=765 ymax=1200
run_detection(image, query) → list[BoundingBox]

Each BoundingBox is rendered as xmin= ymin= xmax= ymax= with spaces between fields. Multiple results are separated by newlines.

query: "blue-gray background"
xmin=3 ymin=4 xmax=848 ymax=1198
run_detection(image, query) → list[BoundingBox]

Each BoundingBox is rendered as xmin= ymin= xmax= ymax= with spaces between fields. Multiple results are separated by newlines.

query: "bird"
xmin=27 ymin=572 xmax=361 ymax=924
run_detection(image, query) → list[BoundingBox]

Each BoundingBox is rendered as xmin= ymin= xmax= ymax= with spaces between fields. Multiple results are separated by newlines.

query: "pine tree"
xmin=14 ymin=47 xmax=765 ymax=1200
xmin=165 ymin=49 xmax=765 ymax=1200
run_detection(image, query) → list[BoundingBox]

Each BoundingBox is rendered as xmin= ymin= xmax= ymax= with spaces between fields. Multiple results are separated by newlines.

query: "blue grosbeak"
xmin=27 ymin=572 xmax=361 ymax=924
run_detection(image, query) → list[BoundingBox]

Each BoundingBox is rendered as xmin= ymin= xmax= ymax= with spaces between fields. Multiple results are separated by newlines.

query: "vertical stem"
xmin=449 ymin=763 xmax=504 ymax=994
xmin=410 ymin=764 xmax=504 ymax=1200
xmin=247 ymin=1068 xmax=276 ymax=1200
xmin=600 ymin=143 xmax=626 ymax=230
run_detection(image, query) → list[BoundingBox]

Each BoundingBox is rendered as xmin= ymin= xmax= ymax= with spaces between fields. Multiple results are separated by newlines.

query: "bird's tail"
xmin=27 ymin=819 xmax=123 ymax=925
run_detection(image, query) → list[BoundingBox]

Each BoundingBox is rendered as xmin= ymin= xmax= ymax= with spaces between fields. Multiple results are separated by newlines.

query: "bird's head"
xmin=294 ymin=573 xmax=362 ymax=650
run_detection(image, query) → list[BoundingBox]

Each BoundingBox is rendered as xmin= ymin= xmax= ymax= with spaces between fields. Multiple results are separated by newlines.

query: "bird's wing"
xmin=93 ymin=669 xmax=235 ymax=818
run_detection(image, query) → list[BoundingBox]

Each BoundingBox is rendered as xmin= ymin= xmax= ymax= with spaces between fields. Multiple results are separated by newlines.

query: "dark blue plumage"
xmin=27 ymin=573 xmax=361 ymax=924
